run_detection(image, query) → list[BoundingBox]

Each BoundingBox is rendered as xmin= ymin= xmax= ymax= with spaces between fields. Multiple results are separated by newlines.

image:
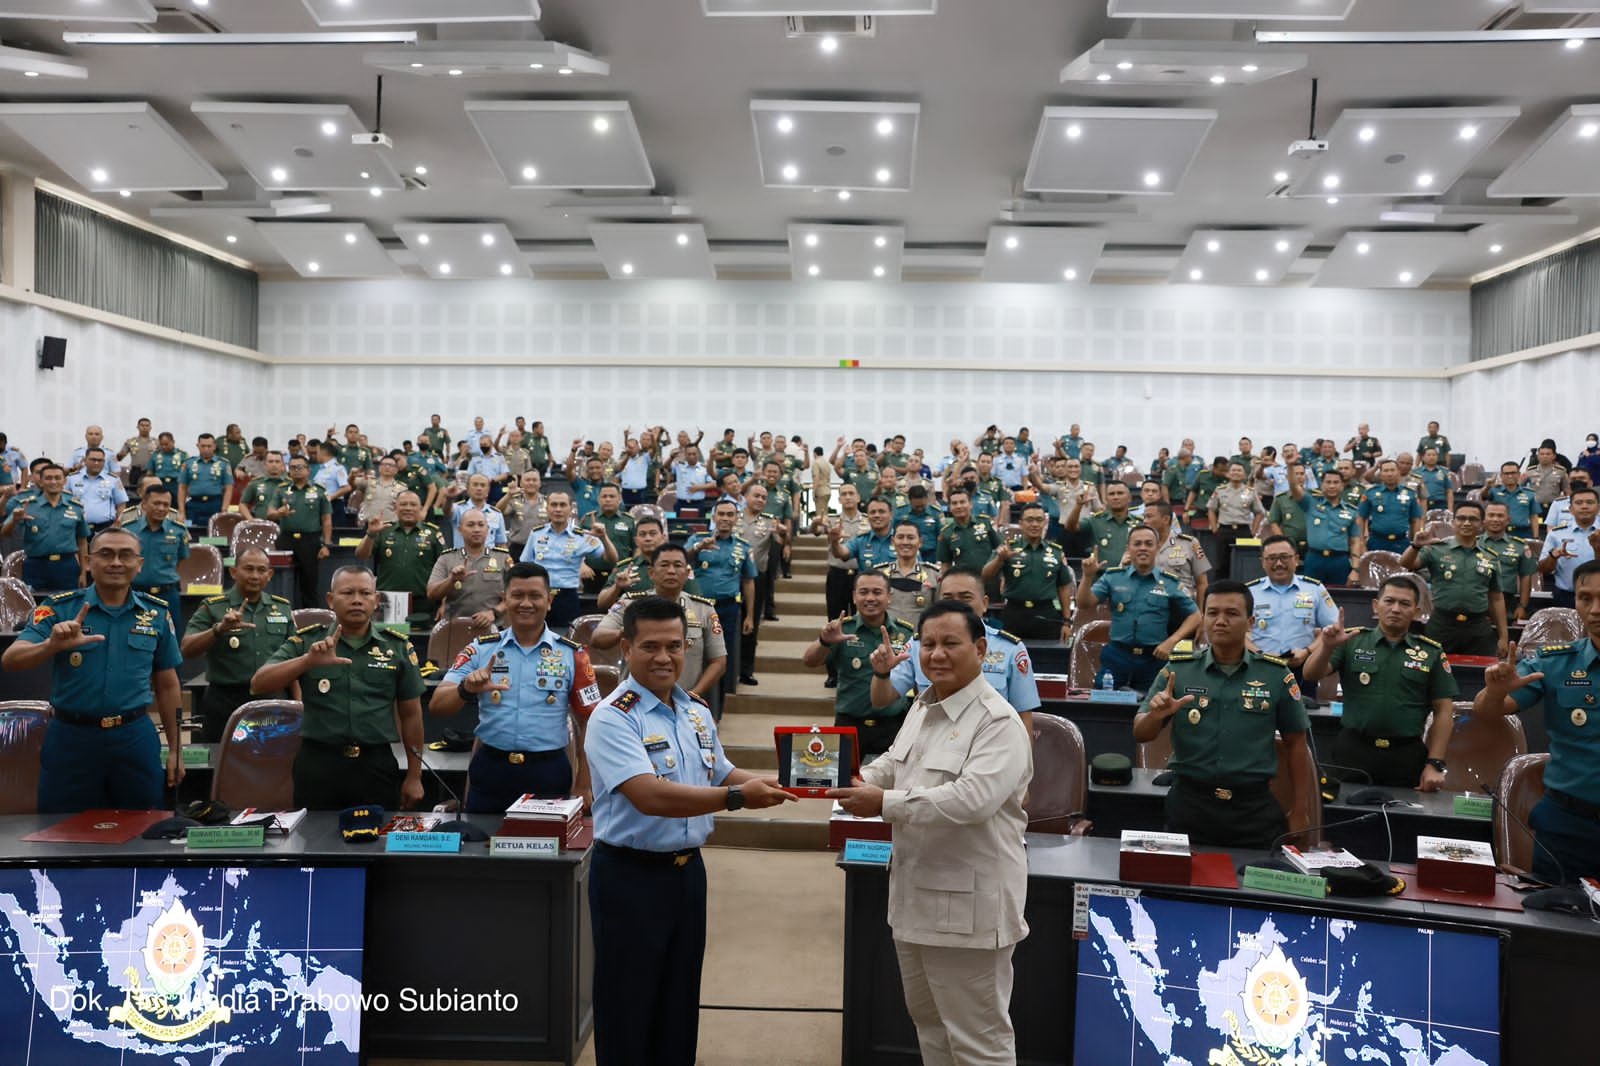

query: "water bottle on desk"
xmin=1098 ymin=668 xmax=1116 ymax=692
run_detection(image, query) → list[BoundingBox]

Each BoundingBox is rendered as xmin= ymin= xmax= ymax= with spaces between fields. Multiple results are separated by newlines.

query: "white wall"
xmin=1449 ymin=348 xmax=1598 ymax=468
xmin=0 ymin=300 xmax=269 ymax=466
xmin=257 ymin=278 xmax=1466 ymax=465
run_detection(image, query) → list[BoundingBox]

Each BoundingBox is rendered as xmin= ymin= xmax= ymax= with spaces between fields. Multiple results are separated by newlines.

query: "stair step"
xmin=725 ymin=691 xmax=836 ymax=718
xmin=747 ymin=641 xmax=831 ymax=674
xmin=708 ymin=800 xmax=831 ymax=850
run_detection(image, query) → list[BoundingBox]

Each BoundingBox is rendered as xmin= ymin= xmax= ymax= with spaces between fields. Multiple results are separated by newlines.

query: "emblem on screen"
xmin=108 ymin=899 xmax=233 ymax=1041
xmin=1237 ymin=945 xmax=1309 ymax=1053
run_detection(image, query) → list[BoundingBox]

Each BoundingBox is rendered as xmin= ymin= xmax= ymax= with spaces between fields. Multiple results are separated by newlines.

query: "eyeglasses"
xmin=89 ymin=549 xmax=141 ymax=563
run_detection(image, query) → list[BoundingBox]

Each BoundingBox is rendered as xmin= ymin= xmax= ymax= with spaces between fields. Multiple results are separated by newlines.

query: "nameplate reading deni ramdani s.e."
xmin=491 ymin=836 xmax=561 ymax=858
xmin=385 ymin=832 xmax=462 ymax=853
xmin=842 ymin=839 xmax=892 ymax=865
xmin=185 ymin=825 xmax=266 ymax=850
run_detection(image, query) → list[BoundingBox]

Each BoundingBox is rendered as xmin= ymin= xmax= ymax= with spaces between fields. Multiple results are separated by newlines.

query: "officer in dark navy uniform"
xmin=3 ymin=527 xmax=184 ymax=812
xmin=583 ymin=595 xmax=794 ymax=1066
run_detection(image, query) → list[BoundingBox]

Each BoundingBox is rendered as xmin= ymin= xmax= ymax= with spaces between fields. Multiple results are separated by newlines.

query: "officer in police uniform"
xmin=1067 ymin=479 xmax=1143 ymax=568
xmin=1402 ymin=501 xmax=1509 ymax=656
xmin=985 ymin=501 xmax=1074 ymax=641
xmin=686 ymin=499 xmax=758 ymax=700
xmin=736 ymin=482 xmax=783 ymax=685
xmin=3 ymin=463 xmax=90 ymax=592
xmin=871 ymin=568 xmax=1042 ymax=734
xmin=1482 ymin=501 xmax=1536 ymax=623
xmin=252 ymin=566 xmax=425 ymax=811
xmin=2 ymin=527 xmax=184 ymax=812
xmin=1359 ymin=459 xmax=1425 ymax=554
xmin=876 ymin=521 xmax=940 ymax=626
xmin=177 ymin=433 xmax=234 ymax=533
xmin=593 ymin=544 xmax=727 ymax=700
xmin=1290 ymin=467 xmax=1365 ymax=586
xmin=126 ymin=483 xmax=190 ymax=635
xmin=428 ymin=510 xmax=510 ymax=628
xmin=181 ymin=548 xmax=295 ymax=742
xmin=1304 ymin=575 xmax=1457 ymax=789
xmin=519 ymin=489 xmax=614 ymax=629
xmin=356 ymin=491 xmax=446 ymax=628
xmin=934 ymin=487 xmax=999 ymax=576
xmin=1141 ymin=502 xmax=1210 ymax=602
xmin=1475 ymin=558 xmax=1600 ymax=884
xmin=434 ymin=561 xmax=603 ymax=811
xmin=1078 ymin=525 xmax=1201 ymax=692
xmin=1247 ymin=535 xmax=1338 ymax=679
xmin=804 ymin=570 xmax=916 ymax=755
xmin=1136 ymin=579 xmax=1312 ymax=848
xmin=583 ymin=595 xmax=794 ymax=1066
xmin=269 ymin=455 xmax=332 ymax=609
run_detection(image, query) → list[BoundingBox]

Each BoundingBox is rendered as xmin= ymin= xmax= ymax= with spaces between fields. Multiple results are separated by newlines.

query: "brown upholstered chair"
xmin=211 ymin=700 xmax=303 ymax=809
xmin=427 ymin=615 xmax=494 ymax=669
xmin=1518 ymin=608 xmax=1583 ymax=659
xmin=1460 ymin=463 xmax=1486 ymax=489
xmin=1069 ymin=619 xmax=1111 ymax=689
xmin=0 ymin=577 xmax=35 ymax=631
xmin=177 ymin=544 xmax=224 ymax=592
xmin=1025 ymin=713 xmax=1089 ymax=834
xmin=292 ymin=608 xmax=337 ymax=631
xmin=1270 ymin=733 xmax=1322 ymax=846
xmin=2 ymin=550 xmax=23 ymax=580
xmin=655 ymin=490 xmax=677 ymax=514
xmin=1135 ymin=726 xmax=1173 ymax=771
xmin=0 ymin=702 xmax=51 ymax=814
xmin=1493 ymin=753 xmax=1548 ymax=873
xmin=593 ymin=664 xmax=622 ymax=699
xmin=1354 ymin=550 xmax=1406 ymax=589
xmin=230 ymin=518 xmax=280 ymax=558
xmin=1423 ymin=705 xmax=1528 ymax=793
xmin=208 ymin=510 xmax=244 ymax=542
xmin=628 ymin=503 xmax=664 ymax=524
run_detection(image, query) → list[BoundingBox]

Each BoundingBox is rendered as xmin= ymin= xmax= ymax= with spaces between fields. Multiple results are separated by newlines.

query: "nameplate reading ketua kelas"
xmin=842 ymin=839 xmax=893 ymax=865
xmin=186 ymin=825 xmax=265 ymax=850
xmin=490 ymin=836 xmax=560 ymax=858
xmin=385 ymin=832 xmax=462 ymax=854
xmin=1242 ymin=866 xmax=1328 ymax=899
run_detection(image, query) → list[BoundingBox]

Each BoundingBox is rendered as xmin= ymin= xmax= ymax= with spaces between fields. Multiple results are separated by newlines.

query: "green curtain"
xmin=34 ymin=190 xmax=258 ymax=349
xmin=1470 ymin=238 xmax=1600 ymax=361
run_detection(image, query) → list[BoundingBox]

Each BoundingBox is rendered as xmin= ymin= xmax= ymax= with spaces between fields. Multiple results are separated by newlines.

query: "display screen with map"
xmin=0 ymin=865 xmax=366 ymax=1064
xmin=1075 ymin=891 xmax=1501 ymax=1066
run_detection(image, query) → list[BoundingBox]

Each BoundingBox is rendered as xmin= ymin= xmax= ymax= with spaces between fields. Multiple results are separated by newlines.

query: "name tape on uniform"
xmin=1071 ymin=881 xmax=1142 ymax=940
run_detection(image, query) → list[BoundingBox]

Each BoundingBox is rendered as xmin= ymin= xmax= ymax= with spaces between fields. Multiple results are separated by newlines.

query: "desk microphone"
xmin=406 ymin=745 xmax=490 ymax=842
xmin=1313 ymin=760 xmax=1400 ymax=806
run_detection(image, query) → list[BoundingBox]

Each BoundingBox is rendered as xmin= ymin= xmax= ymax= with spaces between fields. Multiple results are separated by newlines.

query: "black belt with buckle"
xmin=1380 ymin=533 xmax=1404 ymax=541
xmin=55 ymin=709 xmax=136 ymax=729
xmin=303 ymin=737 xmax=376 ymax=759
xmin=1454 ymin=613 xmax=1470 ymax=623
xmin=1319 ymin=549 xmax=1348 ymax=558
xmin=595 ymin=841 xmax=699 ymax=868
xmin=1548 ymin=788 xmax=1600 ymax=820
xmin=191 ymin=495 xmax=215 ymax=501
xmin=481 ymin=743 xmax=565 ymax=766
xmin=35 ymin=553 xmax=67 ymax=562
xmin=1348 ymin=729 xmax=1421 ymax=751
xmin=1174 ymin=776 xmax=1271 ymax=802
xmin=1113 ymin=642 xmax=1159 ymax=657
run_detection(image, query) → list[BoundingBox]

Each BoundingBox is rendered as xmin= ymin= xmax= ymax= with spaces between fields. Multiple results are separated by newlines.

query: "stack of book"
xmin=500 ymin=795 xmax=586 ymax=849
xmin=1280 ymin=845 xmax=1363 ymax=875
xmin=1118 ymin=830 xmax=1192 ymax=885
xmin=1416 ymin=836 xmax=1496 ymax=895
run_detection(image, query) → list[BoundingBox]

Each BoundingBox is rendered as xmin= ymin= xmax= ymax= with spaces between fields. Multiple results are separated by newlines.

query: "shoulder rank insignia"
xmin=1541 ymin=642 xmax=1579 ymax=655
xmin=1168 ymin=650 xmax=1198 ymax=662
xmin=995 ymin=629 xmax=1022 ymax=643
xmin=271 ymin=595 xmax=291 ymax=604
xmin=686 ymin=690 xmax=710 ymax=708
xmin=1259 ymin=652 xmax=1290 ymax=667
xmin=1246 ymin=576 xmax=1267 ymax=585
xmin=295 ymin=624 xmax=323 ymax=636
xmin=475 ymin=634 xmax=500 ymax=645
xmin=1177 ymin=533 xmax=1198 ymax=543
xmin=1414 ymin=634 xmax=1443 ymax=649
xmin=1300 ymin=575 xmax=1326 ymax=586
xmin=557 ymin=634 xmax=582 ymax=649
xmin=44 ymin=591 xmax=77 ymax=604
xmin=688 ymin=593 xmax=714 ymax=605
xmin=610 ymin=689 xmax=641 ymax=713
xmin=204 ymin=594 xmax=228 ymax=604
xmin=1104 ymin=565 xmax=1128 ymax=574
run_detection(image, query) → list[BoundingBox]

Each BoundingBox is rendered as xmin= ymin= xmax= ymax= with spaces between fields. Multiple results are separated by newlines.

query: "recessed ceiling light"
xmin=1275 ymin=239 xmax=1290 ymax=253
xmin=1398 ymin=270 xmax=1413 ymax=283
xmin=344 ymin=232 xmax=357 ymax=244
xmin=837 ymin=189 xmax=851 ymax=201
xmin=1063 ymin=268 xmax=1078 ymax=281
xmin=269 ymin=166 xmax=287 ymax=183
xmin=439 ymin=262 xmax=452 ymax=275
xmin=1254 ymin=268 xmax=1269 ymax=282
xmin=417 ymin=233 xmax=430 ymax=246
xmin=476 ymin=233 xmax=493 ymax=247
xmin=1489 ymin=243 xmax=1503 ymax=254
xmin=874 ymin=167 xmax=891 ymax=183
xmin=1566 ymin=37 xmax=1584 ymax=50
xmin=410 ymin=62 xmax=423 ymax=68
xmin=1209 ymin=74 xmax=1225 ymax=85
xmin=320 ymin=120 xmax=338 ymax=136
xmin=621 ymin=262 xmax=634 ymax=275
xmin=118 ymin=189 xmax=130 ymax=198
xmin=874 ymin=235 xmax=887 ymax=248
xmin=1272 ymin=170 xmax=1289 ymax=183
xmin=1416 ymin=172 xmax=1435 ymax=188
xmin=592 ymin=116 xmax=610 ymax=133
xmin=1459 ymin=124 xmax=1478 ymax=141
xmin=448 ymin=68 xmax=463 ymax=77
xmin=1116 ymin=60 xmax=1133 ymax=70
xmin=1065 ymin=124 xmax=1083 ymax=140
xmin=530 ymin=62 xmax=543 ymax=70
xmin=1096 ymin=72 xmax=1111 ymax=82
xmin=87 ymin=166 xmax=107 ymax=184
xmin=1356 ymin=241 xmax=1370 ymax=255
xmin=777 ymin=116 xmax=794 ymax=134
xmin=1326 ymin=196 xmax=1339 ymax=205
xmin=676 ymin=232 xmax=690 ymax=246
xmin=807 ymin=264 xmax=820 ymax=276
xmin=558 ymin=67 xmax=573 ymax=76
xmin=1142 ymin=170 xmax=1161 ymax=187
xmin=873 ymin=265 xmax=885 ymax=277
xmin=1358 ymin=126 xmax=1376 ymax=143
xmin=359 ymin=171 xmax=370 ymax=180
xmin=1205 ymin=239 xmax=1221 ymax=253
xmin=876 ymin=118 xmax=894 ymax=136
xmin=1188 ymin=269 xmax=1203 ymax=281
xmin=500 ymin=263 xmax=514 ymax=275
xmin=225 ymin=234 xmax=237 ymax=244
xmin=1581 ymin=122 xmax=1599 ymax=139
xmin=307 ymin=261 xmax=320 ymax=273
xmin=1322 ymin=174 xmax=1340 ymax=189
xmin=781 ymin=163 xmax=799 ymax=181
xmin=1004 ymin=235 xmax=1019 ymax=250
xmin=22 ymin=70 xmax=38 ymax=77
xmin=414 ymin=165 xmax=427 ymax=176
xmin=521 ymin=165 xmax=538 ymax=180
xmin=1242 ymin=63 xmax=1259 ymax=73
xmin=819 ymin=35 xmax=839 ymax=54
xmin=369 ymin=186 xmax=382 ymax=198
xmin=804 ymin=233 xmax=819 ymax=247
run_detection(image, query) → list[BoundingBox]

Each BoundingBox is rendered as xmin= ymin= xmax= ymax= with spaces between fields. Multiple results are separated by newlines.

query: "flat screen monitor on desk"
xmin=1074 ymin=890 xmax=1502 ymax=1066
xmin=0 ymin=865 xmax=366 ymax=1064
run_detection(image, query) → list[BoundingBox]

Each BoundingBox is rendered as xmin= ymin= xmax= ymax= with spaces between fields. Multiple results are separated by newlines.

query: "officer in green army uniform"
xmin=217 ymin=424 xmax=249 ymax=475
xmin=1135 ymin=579 xmax=1312 ymax=848
xmin=181 ymin=548 xmax=296 ymax=742
xmin=936 ymin=487 xmax=1000 ymax=577
xmin=1401 ymin=501 xmax=1509 ymax=656
xmin=418 ymin=414 xmax=450 ymax=459
xmin=581 ymin=484 xmax=638 ymax=582
xmin=1067 ymin=479 xmax=1141 ymax=567
xmin=270 ymin=455 xmax=333 ymax=609
xmin=597 ymin=516 xmax=668 ymax=610
xmin=1416 ymin=421 xmax=1451 ymax=469
xmin=802 ymin=570 xmax=916 ymax=756
xmin=252 ymin=566 xmax=426 ymax=811
xmin=354 ymin=490 xmax=446 ymax=628
xmin=1304 ymin=576 xmax=1457 ymax=789
xmin=1345 ymin=423 xmax=1382 ymax=465
xmin=1482 ymin=500 xmax=1536 ymax=623
xmin=984 ymin=502 xmax=1073 ymax=641
xmin=337 ymin=424 xmax=373 ymax=477
xmin=1265 ymin=464 xmax=1310 ymax=559
xmin=240 ymin=451 xmax=290 ymax=519
xmin=1184 ymin=456 xmax=1230 ymax=527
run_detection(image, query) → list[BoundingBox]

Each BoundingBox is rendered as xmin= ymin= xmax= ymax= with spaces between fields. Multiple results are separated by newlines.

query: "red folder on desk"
xmin=21 ymin=809 xmax=169 ymax=844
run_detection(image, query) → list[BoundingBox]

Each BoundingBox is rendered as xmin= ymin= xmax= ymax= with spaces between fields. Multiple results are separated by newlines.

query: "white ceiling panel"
xmin=254 ymin=222 xmax=402 ymax=278
xmin=303 ymin=0 xmax=539 ymax=25
xmin=1488 ymin=104 xmax=1600 ymax=198
xmin=0 ymin=102 xmax=223 ymax=191
xmin=1311 ymin=231 xmax=1468 ymax=288
xmin=364 ymin=40 xmax=608 ymax=78
xmin=1061 ymin=40 xmax=1305 ymax=87
xmin=787 ymin=223 xmax=904 ymax=281
xmin=751 ymin=99 xmax=920 ymax=191
xmin=1286 ymin=106 xmax=1520 ymax=199
xmin=704 ymin=0 xmax=934 ymax=13
xmin=1024 ymin=107 xmax=1216 ymax=195
xmin=1518 ymin=1 xmax=1600 ymax=10
xmin=1107 ymin=0 xmax=1355 ymax=17
xmin=465 ymin=100 xmax=654 ymax=190
xmin=393 ymin=222 xmax=526 ymax=279
xmin=0 ymin=0 xmax=154 ymax=20
xmin=589 ymin=223 xmax=715 ymax=280
xmin=980 ymin=226 xmax=1105 ymax=283
xmin=191 ymin=102 xmax=404 ymax=192
xmin=1172 ymin=228 xmax=1311 ymax=285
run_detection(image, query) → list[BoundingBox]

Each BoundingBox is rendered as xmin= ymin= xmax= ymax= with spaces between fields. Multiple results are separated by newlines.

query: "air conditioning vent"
xmin=784 ymin=15 xmax=875 ymax=38
xmin=1482 ymin=5 xmax=1588 ymax=31
xmin=150 ymin=6 xmax=223 ymax=33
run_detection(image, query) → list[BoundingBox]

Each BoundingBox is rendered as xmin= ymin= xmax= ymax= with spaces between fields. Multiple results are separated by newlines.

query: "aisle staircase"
xmin=707 ymin=537 xmax=841 ymax=851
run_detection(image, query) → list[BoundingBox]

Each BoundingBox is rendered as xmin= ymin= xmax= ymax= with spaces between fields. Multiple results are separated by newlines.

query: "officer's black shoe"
xmin=764 ymin=611 xmax=780 ymax=621
xmin=739 ymin=675 xmax=759 ymax=686
xmin=824 ymin=677 xmax=838 ymax=689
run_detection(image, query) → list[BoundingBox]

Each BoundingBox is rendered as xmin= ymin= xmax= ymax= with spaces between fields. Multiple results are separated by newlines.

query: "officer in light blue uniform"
xmin=467 ymin=446 xmax=511 ymax=501
xmin=1360 ymin=461 xmax=1425 ymax=554
xmin=177 ymin=433 xmax=234 ymax=533
xmin=686 ymin=498 xmax=758 ymax=698
xmin=126 ymin=483 xmax=190 ymax=634
xmin=452 ymin=498 xmax=510 ymax=547
xmin=311 ymin=442 xmax=351 ymax=526
xmin=3 ymin=528 xmax=182 ymax=813
xmin=1 ymin=463 xmax=88 ymax=593
xmin=1295 ymin=469 xmax=1364 ymax=586
xmin=1079 ymin=525 xmax=1201 ymax=693
xmin=65 ymin=450 xmax=126 ymax=533
xmin=1247 ymin=535 xmax=1338 ymax=682
xmin=520 ymin=490 xmax=610 ymax=628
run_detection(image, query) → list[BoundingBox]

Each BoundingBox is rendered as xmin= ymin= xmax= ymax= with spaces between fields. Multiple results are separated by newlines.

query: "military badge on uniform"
xmin=228 ymin=636 xmax=240 ymax=649
xmin=1573 ymin=708 xmax=1589 ymax=727
xmin=318 ymin=678 xmax=331 ymax=694
xmin=1358 ymin=672 xmax=1371 ymax=685
xmin=1187 ymin=708 xmax=1201 ymax=725
xmin=69 ymin=651 xmax=83 ymax=667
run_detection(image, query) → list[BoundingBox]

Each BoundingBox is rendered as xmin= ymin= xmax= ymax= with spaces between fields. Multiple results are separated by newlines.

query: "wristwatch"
xmin=724 ymin=785 xmax=745 ymax=811
xmin=1425 ymin=757 xmax=1448 ymax=773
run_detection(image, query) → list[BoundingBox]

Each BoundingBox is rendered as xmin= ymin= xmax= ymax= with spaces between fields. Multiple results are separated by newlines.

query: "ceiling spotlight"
xmin=369 ymin=186 xmax=383 ymax=198
xmin=874 ymin=167 xmax=891 ymax=183
xmin=414 ymin=165 xmax=427 ymax=176
xmin=1416 ymin=172 xmax=1435 ymax=189
xmin=500 ymin=263 xmax=514 ymax=275
xmin=481 ymin=233 xmax=496 ymax=247
xmin=818 ymin=35 xmax=839 ymax=54
xmin=1326 ymin=197 xmax=1340 ymax=205
xmin=269 ymin=167 xmax=287 ymax=183
xmin=676 ymin=232 xmax=690 ymax=246
xmin=447 ymin=68 xmax=463 ymax=77
xmin=1581 ymin=122 xmax=1599 ymax=139
xmin=874 ymin=235 xmax=887 ymax=248
xmin=558 ymin=67 xmax=573 ymax=75
xmin=1459 ymin=124 xmax=1478 ymax=141
xmin=1489 ymin=243 xmax=1503 ymax=254
xmin=1322 ymin=174 xmax=1340 ymax=189
xmin=1066 ymin=124 xmax=1082 ymax=140
xmin=118 ymin=189 xmax=130 ymax=198
xmin=1209 ymin=74 xmax=1225 ymax=85
xmin=410 ymin=62 xmax=423 ymax=68
xmin=439 ymin=262 xmax=452 ymax=275
xmin=359 ymin=171 xmax=370 ymax=180
xmin=1272 ymin=170 xmax=1289 ymax=183
xmin=807 ymin=264 xmax=820 ymax=276
xmin=1004 ymin=235 xmax=1019 ymax=250
xmin=307 ymin=261 xmax=320 ymax=273
xmin=1398 ymin=270 xmax=1413 ymax=283
xmin=873 ymin=265 xmax=886 ymax=277
xmin=876 ymin=118 xmax=894 ymax=136
xmin=1254 ymin=268 xmax=1269 ymax=281
xmin=521 ymin=165 xmax=538 ymax=180
xmin=87 ymin=166 xmax=108 ymax=184
xmin=1142 ymin=170 xmax=1161 ymax=187
xmin=621 ymin=262 xmax=634 ymax=275
xmin=1275 ymin=239 xmax=1290 ymax=253
xmin=781 ymin=163 xmax=799 ymax=181
xmin=530 ymin=62 xmax=543 ymax=69
xmin=320 ymin=120 xmax=338 ymax=136
xmin=1358 ymin=126 xmax=1376 ymax=143
xmin=344 ymin=232 xmax=357 ymax=244
xmin=804 ymin=233 xmax=819 ymax=247
xmin=1063 ymin=268 xmax=1078 ymax=281
xmin=592 ymin=116 xmax=610 ymax=133
xmin=837 ymin=189 xmax=851 ymax=201
xmin=225 ymin=234 xmax=238 ymax=244
xmin=1096 ymin=72 xmax=1112 ymax=82
xmin=1566 ymin=37 xmax=1584 ymax=50
xmin=1205 ymin=239 xmax=1221 ymax=253
xmin=1116 ymin=60 xmax=1133 ymax=70
xmin=776 ymin=116 xmax=794 ymax=134
xmin=1241 ymin=63 xmax=1259 ymax=73
xmin=1356 ymin=241 xmax=1370 ymax=255
xmin=1188 ymin=269 xmax=1203 ymax=281
xmin=23 ymin=70 xmax=38 ymax=77
xmin=417 ymin=233 xmax=430 ymax=246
